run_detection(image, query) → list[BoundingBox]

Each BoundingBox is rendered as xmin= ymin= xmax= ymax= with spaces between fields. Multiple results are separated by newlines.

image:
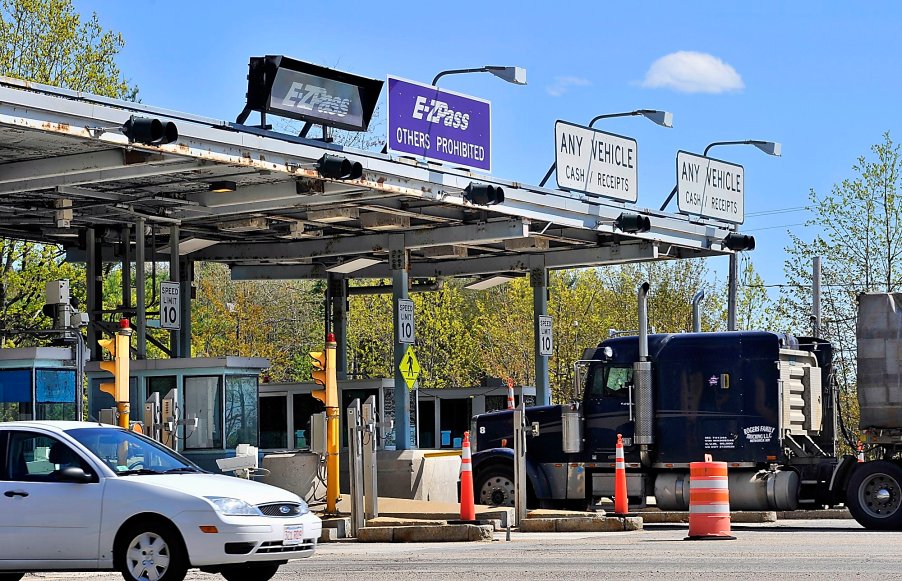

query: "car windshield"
xmin=65 ymin=427 xmax=204 ymax=475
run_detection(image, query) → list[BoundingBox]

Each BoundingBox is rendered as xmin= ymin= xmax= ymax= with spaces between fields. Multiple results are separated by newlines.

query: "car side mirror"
xmin=58 ymin=466 xmax=93 ymax=483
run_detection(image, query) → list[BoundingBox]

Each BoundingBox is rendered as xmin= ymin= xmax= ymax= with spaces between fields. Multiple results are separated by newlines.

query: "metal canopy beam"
xmin=229 ymin=242 xmax=663 ymax=280
xmin=197 ymin=218 xmax=529 ymax=261
xmin=0 ymin=158 xmax=202 ymax=195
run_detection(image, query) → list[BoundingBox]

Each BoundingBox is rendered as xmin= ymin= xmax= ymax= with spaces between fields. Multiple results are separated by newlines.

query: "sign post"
xmin=676 ymin=151 xmax=745 ymax=224
xmin=387 ymin=76 xmax=492 ymax=172
xmin=554 ymin=120 xmax=638 ymax=202
xmin=160 ymin=281 xmax=180 ymax=331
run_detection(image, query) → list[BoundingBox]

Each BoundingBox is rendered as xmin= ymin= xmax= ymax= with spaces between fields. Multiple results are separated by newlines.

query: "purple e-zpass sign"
xmin=387 ymin=76 xmax=491 ymax=172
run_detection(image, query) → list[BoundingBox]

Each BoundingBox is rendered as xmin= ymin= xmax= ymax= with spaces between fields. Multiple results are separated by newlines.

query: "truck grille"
xmin=257 ymin=502 xmax=304 ymax=516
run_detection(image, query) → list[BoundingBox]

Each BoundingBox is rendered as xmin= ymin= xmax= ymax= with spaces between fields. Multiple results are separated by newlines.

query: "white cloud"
xmin=546 ymin=76 xmax=591 ymax=97
xmin=641 ymin=51 xmax=744 ymax=94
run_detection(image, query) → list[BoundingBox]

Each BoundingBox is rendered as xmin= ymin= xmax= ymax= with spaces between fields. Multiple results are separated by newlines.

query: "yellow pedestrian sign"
xmin=399 ymin=346 xmax=420 ymax=389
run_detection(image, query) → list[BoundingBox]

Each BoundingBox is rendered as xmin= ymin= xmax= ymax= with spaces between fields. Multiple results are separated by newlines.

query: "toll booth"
xmin=258 ymin=379 xmax=535 ymax=451
xmin=0 ymin=347 xmax=80 ymax=422
xmin=85 ymin=357 xmax=268 ymax=470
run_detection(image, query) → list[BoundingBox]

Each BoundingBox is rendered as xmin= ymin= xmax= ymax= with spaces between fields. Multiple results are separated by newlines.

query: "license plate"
xmin=283 ymin=524 xmax=305 ymax=546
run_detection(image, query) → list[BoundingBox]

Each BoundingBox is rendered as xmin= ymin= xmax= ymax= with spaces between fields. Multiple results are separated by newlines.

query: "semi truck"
xmin=471 ymin=285 xmax=902 ymax=530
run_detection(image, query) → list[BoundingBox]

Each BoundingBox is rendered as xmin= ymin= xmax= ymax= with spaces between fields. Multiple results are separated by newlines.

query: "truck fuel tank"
xmin=654 ymin=469 xmax=799 ymax=511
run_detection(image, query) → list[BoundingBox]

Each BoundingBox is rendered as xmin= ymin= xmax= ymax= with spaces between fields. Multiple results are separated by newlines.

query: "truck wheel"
xmin=846 ymin=460 xmax=902 ymax=530
xmin=475 ymin=466 xmax=516 ymax=507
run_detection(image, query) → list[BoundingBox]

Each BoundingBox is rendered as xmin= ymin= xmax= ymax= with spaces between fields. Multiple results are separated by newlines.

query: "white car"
xmin=0 ymin=421 xmax=321 ymax=581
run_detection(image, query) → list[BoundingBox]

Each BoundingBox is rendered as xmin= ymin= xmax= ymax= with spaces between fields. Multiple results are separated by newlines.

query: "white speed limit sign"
xmin=398 ymin=298 xmax=415 ymax=344
xmin=160 ymin=281 xmax=180 ymax=330
xmin=538 ymin=315 xmax=553 ymax=356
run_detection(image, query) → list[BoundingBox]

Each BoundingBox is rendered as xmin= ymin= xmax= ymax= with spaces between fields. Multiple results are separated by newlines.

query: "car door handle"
xmin=3 ymin=490 xmax=28 ymax=498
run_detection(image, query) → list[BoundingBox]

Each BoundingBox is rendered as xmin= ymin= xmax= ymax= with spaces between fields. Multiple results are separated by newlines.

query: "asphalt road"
xmin=22 ymin=519 xmax=902 ymax=580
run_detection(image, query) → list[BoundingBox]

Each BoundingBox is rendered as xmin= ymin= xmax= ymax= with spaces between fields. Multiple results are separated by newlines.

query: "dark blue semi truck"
xmin=471 ymin=287 xmax=902 ymax=530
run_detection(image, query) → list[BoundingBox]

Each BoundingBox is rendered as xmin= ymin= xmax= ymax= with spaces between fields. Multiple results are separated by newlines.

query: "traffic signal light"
xmin=309 ymin=351 xmax=327 ymax=403
xmin=723 ymin=233 xmax=756 ymax=251
xmin=317 ymin=155 xmax=363 ymax=180
xmin=463 ymin=183 xmax=504 ymax=206
xmin=615 ymin=212 xmax=651 ymax=233
xmin=98 ymin=321 xmax=132 ymax=428
xmin=121 ymin=116 xmax=179 ymax=145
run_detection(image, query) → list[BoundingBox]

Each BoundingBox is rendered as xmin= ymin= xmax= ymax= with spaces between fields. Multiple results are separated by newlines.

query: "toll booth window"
xmin=225 ymin=375 xmax=259 ymax=448
xmin=587 ymin=365 xmax=633 ymax=398
xmin=35 ymin=369 xmax=77 ymax=421
xmin=0 ymin=369 xmax=32 ymax=422
xmin=259 ymin=395 xmax=287 ymax=449
xmin=184 ymin=376 xmax=223 ymax=450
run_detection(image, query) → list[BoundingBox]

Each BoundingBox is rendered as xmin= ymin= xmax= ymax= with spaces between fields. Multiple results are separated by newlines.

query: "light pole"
xmin=432 ymin=65 xmax=527 ymax=87
xmin=683 ymin=140 xmax=781 ymax=332
xmin=538 ymin=109 xmax=673 ymax=187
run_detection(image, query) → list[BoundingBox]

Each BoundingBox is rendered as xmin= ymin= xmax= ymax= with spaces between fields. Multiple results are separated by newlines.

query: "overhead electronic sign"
xmin=237 ymin=55 xmax=383 ymax=132
xmin=387 ymin=76 xmax=492 ymax=172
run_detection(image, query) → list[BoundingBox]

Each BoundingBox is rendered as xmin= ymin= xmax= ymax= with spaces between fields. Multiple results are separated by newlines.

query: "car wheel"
xmin=117 ymin=521 xmax=188 ymax=581
xmin=221 ymin=563 xmax=280 ymax=581
xmin=846 ymin=460 xmax=902 ymax=530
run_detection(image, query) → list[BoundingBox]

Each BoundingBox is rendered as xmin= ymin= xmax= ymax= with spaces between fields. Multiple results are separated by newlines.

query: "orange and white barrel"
xmin=686 ymin=454 xmax=735 ymax=540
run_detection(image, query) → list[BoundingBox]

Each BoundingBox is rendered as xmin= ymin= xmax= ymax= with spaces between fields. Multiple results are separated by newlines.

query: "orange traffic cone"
xmin=857 ymin=441 xmax=864 ymax=463
xmin=460 ymin=431 xmax=476 ymax=521
xmin=614 ymin=433 xmax=629 ymax=515
xmin=507 ymin=384 xmax=515 ymax=410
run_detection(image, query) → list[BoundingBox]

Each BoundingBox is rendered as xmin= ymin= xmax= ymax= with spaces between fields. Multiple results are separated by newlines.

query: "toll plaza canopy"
xmin=0 ymin=76 xmax=737 ymax=276
xmin=0 ymin=75 xmax=744 ymax=448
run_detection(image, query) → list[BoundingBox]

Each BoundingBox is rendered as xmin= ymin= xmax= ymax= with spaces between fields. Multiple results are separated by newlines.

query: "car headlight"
xmin=205 ymin=496 xmax=263 ymax=516
xmin=296 ymin=500 xmax=309 ymax=516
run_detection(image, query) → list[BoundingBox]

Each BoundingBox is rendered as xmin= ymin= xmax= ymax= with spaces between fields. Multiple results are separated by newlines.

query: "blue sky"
xmin=76 ymin=1 xmax=902 ymax=289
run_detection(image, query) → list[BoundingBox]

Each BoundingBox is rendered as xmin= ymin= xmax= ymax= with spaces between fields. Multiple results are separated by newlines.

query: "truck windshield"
xmin=587 ymin=365 xmax=633 ymax=399
xmin=65 ymin=427 xmax=203 ymax=475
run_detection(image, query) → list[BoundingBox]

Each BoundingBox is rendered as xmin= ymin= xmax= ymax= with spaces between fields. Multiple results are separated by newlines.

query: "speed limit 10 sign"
xmin=160 ymin=281 xmax=180 ymax=330
xmin=538 ymin=315 xmax=553 ymax=356
xmin=397 ymin=298 xmax=415 ymax=344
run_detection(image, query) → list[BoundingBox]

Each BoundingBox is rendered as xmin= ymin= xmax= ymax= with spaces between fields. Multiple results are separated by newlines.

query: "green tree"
xmin=782 ymin=132 xmax=902 ymax=449
xmin=0 ymin=0 xmax=137 ymax=347
xmin=0 ymin=0 xmax=136 ymax=98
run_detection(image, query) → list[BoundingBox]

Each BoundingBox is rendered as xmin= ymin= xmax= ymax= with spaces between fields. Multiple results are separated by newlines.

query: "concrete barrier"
xmin=637 ymin=510 xmax=776 ymax=524
xmin=520 ymin=516 xmax=642 ymax=532
xmin=263 ymin=450 xmax=462 ymax=503
xmin=357 ymin=524 xmax=493 ymax=543
xmin=776 ymin=508 xmax=853 ymax=520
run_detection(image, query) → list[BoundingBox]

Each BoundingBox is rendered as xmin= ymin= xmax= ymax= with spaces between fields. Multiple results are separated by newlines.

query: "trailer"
xmin=471 ymin=287 xmax=902 ymax=530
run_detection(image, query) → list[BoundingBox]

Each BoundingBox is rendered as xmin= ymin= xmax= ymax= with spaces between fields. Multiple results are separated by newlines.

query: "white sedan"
xmin=0 ymin=421 xmax=321 ymax=581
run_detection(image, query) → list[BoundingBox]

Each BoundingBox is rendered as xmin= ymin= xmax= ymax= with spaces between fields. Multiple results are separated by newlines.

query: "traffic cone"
xmin=857 ymin=441 xmax=865 ymax=463
xmin=614 ymin=433 xmax=629 ymax=515
xmin=460 ymin=431 xmax=476 ymax=521
xmin=507 ymin=384 xmax=515 ymax=410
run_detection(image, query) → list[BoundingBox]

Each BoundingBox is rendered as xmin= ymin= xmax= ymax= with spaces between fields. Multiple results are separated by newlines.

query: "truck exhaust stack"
xmin=635 ymin=282 xmax=654 ymax=463
xmin=692 ymin=290 xmax=705 ymax=332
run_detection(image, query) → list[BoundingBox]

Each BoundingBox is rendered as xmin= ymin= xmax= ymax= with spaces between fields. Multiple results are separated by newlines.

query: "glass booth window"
xmin=225 ymin=375 xmax=258 ymax=448
xmin=36 ymin=369 xmax=77 ymax=421
xmin=184 ymin=376 xmax=223 ymax=449
xmin=0 ymin=369 xmax=32 ymax=422
xmin=259 ymin=395 xmax=287 ymax=449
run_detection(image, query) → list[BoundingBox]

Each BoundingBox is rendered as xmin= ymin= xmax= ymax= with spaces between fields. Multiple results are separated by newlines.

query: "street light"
xmin=538 ymin=109 xmax=673 ymax=187
xmin=432 ymin=66 xmax=527 ymax=87
xmin=680 ymin=140 xmax=781 ymax=332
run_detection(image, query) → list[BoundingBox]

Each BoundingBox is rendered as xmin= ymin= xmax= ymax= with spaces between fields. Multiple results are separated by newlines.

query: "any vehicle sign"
xmin=554 ymin=120 xmax=638 ymax=202
xmin=676 ymin=151 xmax=745 ymax=224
